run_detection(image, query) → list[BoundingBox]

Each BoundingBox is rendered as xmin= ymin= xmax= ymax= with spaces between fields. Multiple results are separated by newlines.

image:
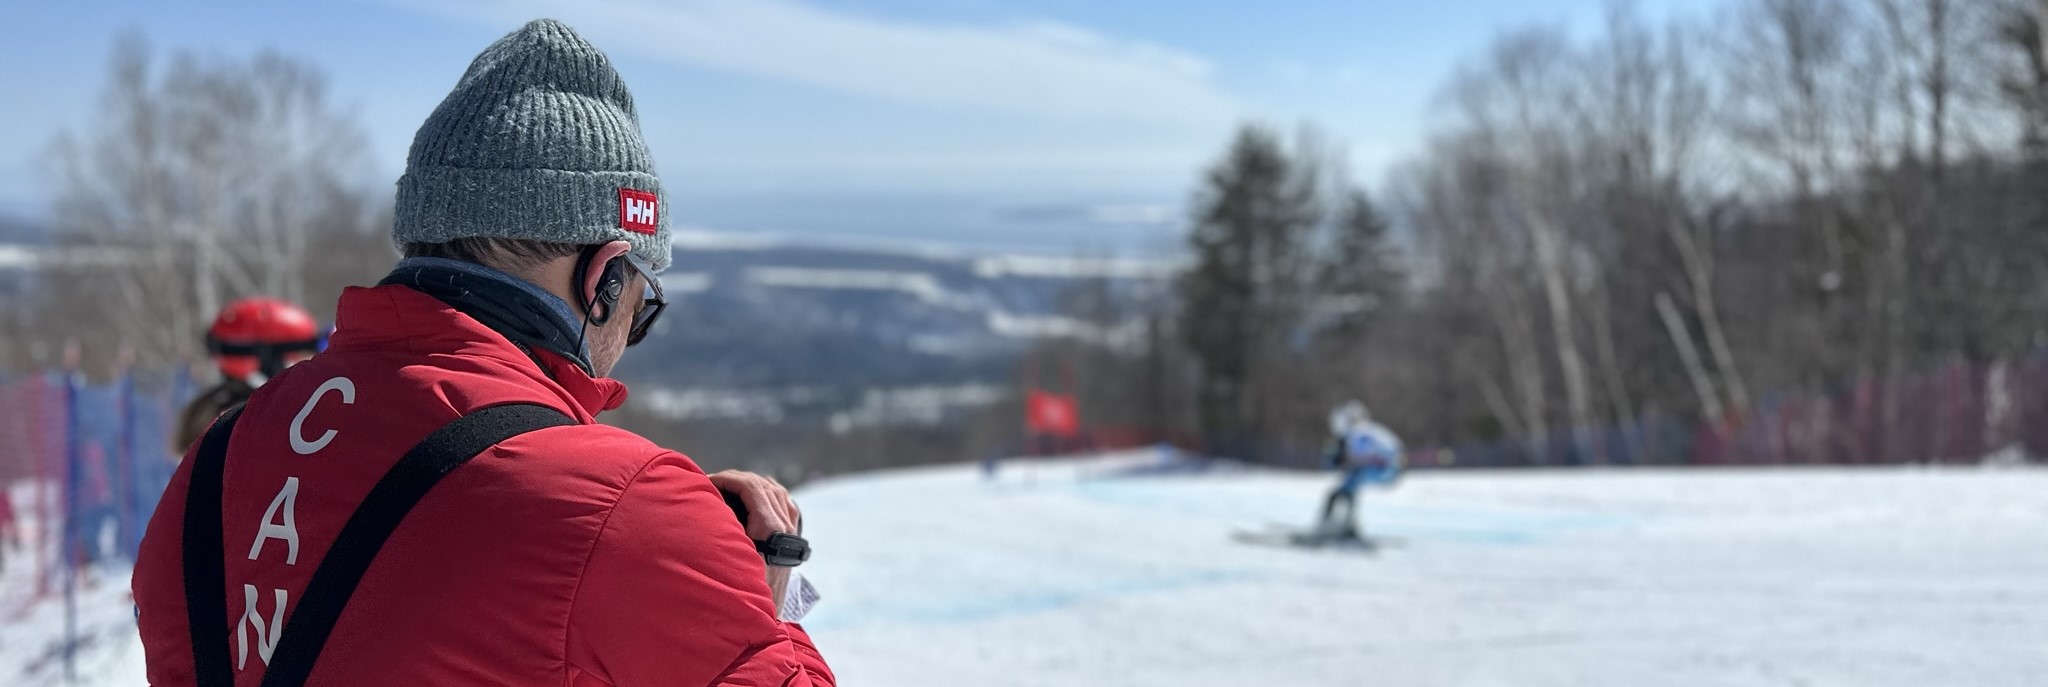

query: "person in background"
xmin=133 ymin=19 xmax=832 ymax=686
xmin=1320 ymin=400 xmax=1404 ymax=542
xmin=170 ymin=297 xmax=323 ymax=455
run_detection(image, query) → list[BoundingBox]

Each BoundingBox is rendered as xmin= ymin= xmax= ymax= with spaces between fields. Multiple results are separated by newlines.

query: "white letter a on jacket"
xmin=248 ymin=477 xmax=301 ymax=565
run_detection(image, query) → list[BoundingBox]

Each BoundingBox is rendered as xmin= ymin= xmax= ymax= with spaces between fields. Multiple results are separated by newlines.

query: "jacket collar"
xmin=533 ymin=345 xmax=631 ymax=415
xmin=393 ymin=257 xmax=584 ymax=334
xmin=328 ymin=284 xmax=629 ymax=419
xmin=380 ymin=258 xmax=595 ymax=375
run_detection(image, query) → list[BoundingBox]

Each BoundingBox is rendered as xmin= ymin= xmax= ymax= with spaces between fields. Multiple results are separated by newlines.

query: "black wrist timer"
xmin=756 ymin=532 xmax=810 ymax=567
xmin=722 ymin=488 xmax=811 ymax=567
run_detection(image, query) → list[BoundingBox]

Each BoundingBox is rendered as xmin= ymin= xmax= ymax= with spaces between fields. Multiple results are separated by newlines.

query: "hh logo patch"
xmin=619 ymin=189 xmax=659 ymax=235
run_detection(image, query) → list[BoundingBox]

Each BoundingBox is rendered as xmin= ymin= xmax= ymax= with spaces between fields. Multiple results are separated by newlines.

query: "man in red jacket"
xmin=133 ymin=19 xmax=834 ymax=686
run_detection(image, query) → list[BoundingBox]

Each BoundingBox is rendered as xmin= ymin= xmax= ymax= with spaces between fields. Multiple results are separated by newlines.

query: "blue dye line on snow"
xmin=802 ymin=568 xmax=1256 ymax=631
xmin=1070 ymin=479 xmax=1638 ymax=547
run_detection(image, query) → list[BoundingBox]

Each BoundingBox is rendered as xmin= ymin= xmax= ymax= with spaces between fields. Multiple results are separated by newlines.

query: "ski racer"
xmin=1319 ymin=400 xmax=1404 ymax=541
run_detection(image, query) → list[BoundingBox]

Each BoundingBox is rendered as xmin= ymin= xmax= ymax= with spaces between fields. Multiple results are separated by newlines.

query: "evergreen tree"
xmin=1316 ymin=189 xmax=1405 ymax=338
xmin=1178 ymin=125 xmax=1320 ymax=459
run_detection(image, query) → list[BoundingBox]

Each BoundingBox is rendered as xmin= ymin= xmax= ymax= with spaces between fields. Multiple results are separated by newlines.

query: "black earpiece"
xmin=592 ymin=257 xmax=626 ymax=322
xmin=575 ymin=247 xmax=629 ymax=327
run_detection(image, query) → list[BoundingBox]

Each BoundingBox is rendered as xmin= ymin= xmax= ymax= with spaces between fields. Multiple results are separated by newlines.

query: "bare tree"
xmin=39 ymin=35 xmax=382 ymax=372
xmin=1400 ymin=132 xmax=1552 ymax=460
xmin=1165 ymin=0 xmax=2048 ymax=466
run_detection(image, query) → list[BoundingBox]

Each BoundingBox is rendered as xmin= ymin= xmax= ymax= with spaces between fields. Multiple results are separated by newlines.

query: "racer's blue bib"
xmin=1342 ymin=426 xmax=1404 ymax=486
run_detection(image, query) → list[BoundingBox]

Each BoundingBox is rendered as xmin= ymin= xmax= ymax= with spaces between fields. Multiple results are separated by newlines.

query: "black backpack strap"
xmin=182 ymin=402 xmax=574 ymax=687
xmin=184 ymin=404 xmax=246 ymax=687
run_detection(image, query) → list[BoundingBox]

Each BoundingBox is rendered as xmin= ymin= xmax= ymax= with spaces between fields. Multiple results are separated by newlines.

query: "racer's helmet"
xmin=1328 ymin=400 xmax=1370 ymax=437
xmin=205 ymin=297 xmax=321 ymax=385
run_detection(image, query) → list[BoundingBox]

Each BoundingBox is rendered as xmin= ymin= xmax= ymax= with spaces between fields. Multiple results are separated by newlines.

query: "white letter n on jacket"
xmin=238 ymin=585 xmax=288 ymax=670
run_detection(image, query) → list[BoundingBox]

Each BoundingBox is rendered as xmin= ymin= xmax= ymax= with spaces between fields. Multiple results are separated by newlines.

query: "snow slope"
xmin=8 ymin=454 xmax=2045 ymax=686
xmin=0 ymin=565 xmax=146 ymax=686
xmin=796 ymin=453 xmax=2048 ymax=686
xmin=0 ymin=479 xmax=147 ymax=686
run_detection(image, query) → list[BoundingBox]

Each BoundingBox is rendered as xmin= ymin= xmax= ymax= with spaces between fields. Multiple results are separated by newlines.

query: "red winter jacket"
xmin=134 ymin=284 xmax=835 ymax=686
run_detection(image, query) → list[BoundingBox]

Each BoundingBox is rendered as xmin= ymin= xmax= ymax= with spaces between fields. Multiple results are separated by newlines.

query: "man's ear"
xmin=578 ymin=240 xmax=635 ymax=321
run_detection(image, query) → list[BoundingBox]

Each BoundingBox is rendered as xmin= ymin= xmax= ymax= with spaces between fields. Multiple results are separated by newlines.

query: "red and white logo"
xmin=619 ymin=188 xmax=659 ymax=235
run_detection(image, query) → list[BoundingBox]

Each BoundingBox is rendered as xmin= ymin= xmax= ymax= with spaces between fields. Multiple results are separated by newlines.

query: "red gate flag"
xmin=1026 ymin=391 xmax=1080 ymax=438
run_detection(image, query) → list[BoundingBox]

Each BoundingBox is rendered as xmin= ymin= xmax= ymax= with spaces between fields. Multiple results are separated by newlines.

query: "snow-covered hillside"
xmin=796 ymin=454 xmax=2048 ymax=686
xmin=8 ymin=455 xmax=2044 ymax=686
xmin=616 ymin=239 xmax=1173 ymax=392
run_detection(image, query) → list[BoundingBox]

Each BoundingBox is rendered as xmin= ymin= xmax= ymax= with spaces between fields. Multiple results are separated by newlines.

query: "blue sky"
xmin=0 ymin=0 xmax=1721 ymax=254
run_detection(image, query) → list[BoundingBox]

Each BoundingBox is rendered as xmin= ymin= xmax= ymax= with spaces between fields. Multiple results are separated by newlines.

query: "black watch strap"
xmin=758 ymin=532 xmax=810 ymax=567
xmin=723 ymin=489 xmax=810 ymax=566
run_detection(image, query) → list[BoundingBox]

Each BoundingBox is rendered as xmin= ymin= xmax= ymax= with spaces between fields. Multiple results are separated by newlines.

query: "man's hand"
xmin=707 ymin=470 xmax=802 ymax=617
xmin=706 ymin=470 xmax=802 ymax=542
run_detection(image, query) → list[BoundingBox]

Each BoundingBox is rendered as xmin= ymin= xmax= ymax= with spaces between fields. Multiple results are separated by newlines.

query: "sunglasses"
xmin=620 ymin=253 xmax=667 ymax=346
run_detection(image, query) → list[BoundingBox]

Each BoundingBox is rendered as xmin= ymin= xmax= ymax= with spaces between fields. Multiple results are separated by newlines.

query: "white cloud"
xmin=401 ymin=0 xmax=1238 ymax=124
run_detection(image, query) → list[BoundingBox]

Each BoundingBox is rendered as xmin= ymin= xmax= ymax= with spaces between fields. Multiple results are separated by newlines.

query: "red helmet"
xmin=206 ymin=297 xmax=321 ymax=383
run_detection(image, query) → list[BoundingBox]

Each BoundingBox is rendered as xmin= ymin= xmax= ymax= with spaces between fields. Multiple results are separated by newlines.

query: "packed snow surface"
xmin=8 ymin=453 xmax=2044 ymax=686
xmin=796 ymin=453 xmax=2047 ymax=686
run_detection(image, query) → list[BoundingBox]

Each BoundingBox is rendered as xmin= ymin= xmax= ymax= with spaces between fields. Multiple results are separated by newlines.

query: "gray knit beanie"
xmin=393 ymin=19 xmax=670 ymax=272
